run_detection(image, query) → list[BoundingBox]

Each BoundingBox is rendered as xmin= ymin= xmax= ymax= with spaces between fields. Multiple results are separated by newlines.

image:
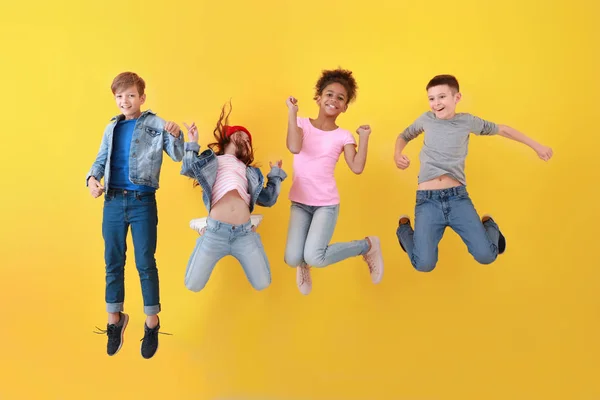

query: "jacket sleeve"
xmin=85 ymin=127 xmax=109 ymax=186
xmin=256 ymin=166 xmax=288 ymax=207
xmin=180 ymin=142 xmax=201 ymax=178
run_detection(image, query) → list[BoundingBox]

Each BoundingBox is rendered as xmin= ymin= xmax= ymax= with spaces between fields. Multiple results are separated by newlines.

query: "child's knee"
xmin=412 ymin=255 xmax=437 ymax=272
xmin=473 ymin=250 xmax=497 ymax=265
xmin=184 ymin=274 xmax=207 ymax=292
xmin=284 ymin=251 xmax=304 ymax=268
xmin=251 ymin=277 xmax=271 ymax=291
xmin=414 ymin=262 xmax=437 ymax=273
xmin=304 ymin=251 xmax=326 ymax=268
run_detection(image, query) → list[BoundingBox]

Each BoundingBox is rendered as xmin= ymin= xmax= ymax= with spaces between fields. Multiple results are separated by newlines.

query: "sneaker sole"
xmin=110 ymin=313 xmax=129 ymax=356
xmin=498 ymin=231 xmax=506 ymax=254
xmin=368 ymin=237 xmax=384 ymax=284
xmin=397 ymin=215 xmax=410 ymax=253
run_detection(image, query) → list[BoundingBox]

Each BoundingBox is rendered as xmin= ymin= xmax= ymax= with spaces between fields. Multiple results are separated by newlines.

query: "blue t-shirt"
xmin=109 ymin=119 xmax=155 ymax=192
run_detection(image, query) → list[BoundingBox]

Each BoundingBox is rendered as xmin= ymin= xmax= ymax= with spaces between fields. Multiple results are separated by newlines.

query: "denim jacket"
xmin=180 ymin=142 xmax=288 ymax=213
xmin=86 ymin=110 xmax=184 ymax=190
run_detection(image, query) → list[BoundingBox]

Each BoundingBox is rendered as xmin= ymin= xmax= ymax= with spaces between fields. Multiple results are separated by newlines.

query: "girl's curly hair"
xmin=313 ymin=68 xmax=358 ymax=103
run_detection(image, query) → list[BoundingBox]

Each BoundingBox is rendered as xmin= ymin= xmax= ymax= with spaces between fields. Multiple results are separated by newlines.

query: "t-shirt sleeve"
xmin=400 ymin=114 xmax=425 ymax=141
xmin=470 ymin=114 xmax=499 ymax=136
xmin=342 ymin=130 xmax=356 ymax=147
xmin=296 ymin=116 xmax=309 ymax=137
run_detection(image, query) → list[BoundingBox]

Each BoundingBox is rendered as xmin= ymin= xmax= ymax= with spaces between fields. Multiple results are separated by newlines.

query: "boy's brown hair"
xmin=426 ymin=74 xmax=460 ymax=93
xmin=111 ymin=72 xmax=146 ymax=96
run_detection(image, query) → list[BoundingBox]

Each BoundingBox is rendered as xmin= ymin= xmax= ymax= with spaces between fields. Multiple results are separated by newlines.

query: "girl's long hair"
xmin=192 ymin=101 xmax=256 ymax=188
xmin=207 ymin=101 xmax=255 ymax=166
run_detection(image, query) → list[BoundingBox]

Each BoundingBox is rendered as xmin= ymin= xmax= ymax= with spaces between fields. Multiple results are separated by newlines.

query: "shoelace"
xmin=364 ymin=253 xmax=378 ymax=273
xmin=140 ymin=328 xmax=173 ymax=342
xmin=93 ymin=325 xmax=116 ymax=335
xmin=299 ymin=266 xmax=310 ymax=284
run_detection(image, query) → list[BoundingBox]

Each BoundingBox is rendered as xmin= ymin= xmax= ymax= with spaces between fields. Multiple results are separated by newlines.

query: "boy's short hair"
xmin=111 ymin=72 xmax=146 ymax=96
xmin=426 ymin=75 xmax=459 ymax=93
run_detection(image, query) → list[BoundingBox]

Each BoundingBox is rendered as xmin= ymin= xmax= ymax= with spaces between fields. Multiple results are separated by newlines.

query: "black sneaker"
xmin=482 ymin=215 xmax=506 ymax=255
xmin=94 ymin=312 xmax=129 ymax=356
xmin=140 ymin=318 xmax=171 ymax=359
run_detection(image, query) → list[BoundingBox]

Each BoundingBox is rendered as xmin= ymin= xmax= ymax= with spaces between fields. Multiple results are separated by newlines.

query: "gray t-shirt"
xmin=400 ymin=111 xmax=499 ymax=185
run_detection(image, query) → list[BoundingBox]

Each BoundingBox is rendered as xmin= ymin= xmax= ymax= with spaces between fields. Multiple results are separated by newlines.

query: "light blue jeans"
xmin=184 ymin=217 xmax=271 ymax=291
xmin=396 ymin=186 xmax=501 ymax=272
xmin=284 ymin=202 xmax=370 ymax=268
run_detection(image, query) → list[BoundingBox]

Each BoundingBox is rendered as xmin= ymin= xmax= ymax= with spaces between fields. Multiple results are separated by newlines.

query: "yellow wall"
xmin=1 ymin=0 xmax=598 ymax=398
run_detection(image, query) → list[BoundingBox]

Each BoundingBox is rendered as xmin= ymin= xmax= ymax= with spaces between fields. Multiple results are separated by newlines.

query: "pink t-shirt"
xmin=288 ymin=117 xmax=356 ymax=206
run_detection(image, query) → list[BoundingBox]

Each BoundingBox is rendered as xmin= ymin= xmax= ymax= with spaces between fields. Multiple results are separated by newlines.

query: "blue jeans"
xmin=396 ymin=186 xmax=501 ymax=272
xmin=184 ymin=217 xmax=271 ymax=292
xmin=284 ymin=202 xmax=369 ymax=268
xmin=102 ymin=189 xmax=160 ymax=315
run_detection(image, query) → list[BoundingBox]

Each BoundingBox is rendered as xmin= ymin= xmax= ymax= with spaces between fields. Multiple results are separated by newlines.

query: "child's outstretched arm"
xmin=286 ymin=96 xmax=303 ymax=154
xmin=497 ymin=125 xmax=553 ymax=161
xmin=394 ymin=117 xmax=424 ymax=170
xmin=163 ymin=121 xmax=185 ymax=162
xmin=180 ymin=122 xmax=201 ymax=178
xmin=256 ymin=160 xmax=288 ymax=207
xmin=343 ymin=125 xmax=371 ymax=174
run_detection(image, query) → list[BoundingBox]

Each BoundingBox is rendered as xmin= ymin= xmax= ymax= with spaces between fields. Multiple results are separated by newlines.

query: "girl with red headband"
xmin=180 ymin=103 xmax=287 ymax=292
xmin=284 ymin=68 xmax=384 ymax=295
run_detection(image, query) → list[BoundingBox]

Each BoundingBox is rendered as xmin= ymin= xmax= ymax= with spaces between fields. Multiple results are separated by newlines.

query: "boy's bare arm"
xmin=498 ymin=125 xmax=553 ymax=161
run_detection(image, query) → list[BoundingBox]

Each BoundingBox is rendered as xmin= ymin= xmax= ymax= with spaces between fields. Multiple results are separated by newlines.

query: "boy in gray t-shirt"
xmin=394 ymin=75 xmax=553 ymax=272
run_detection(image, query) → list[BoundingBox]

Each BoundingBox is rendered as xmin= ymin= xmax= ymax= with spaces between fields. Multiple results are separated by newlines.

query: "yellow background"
xmin=0 ymin=0 xmax=598 ymax=398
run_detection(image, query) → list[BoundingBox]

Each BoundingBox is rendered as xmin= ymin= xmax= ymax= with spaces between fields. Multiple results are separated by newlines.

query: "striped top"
xmin=211 ymin=154 xmax=251 ymax=207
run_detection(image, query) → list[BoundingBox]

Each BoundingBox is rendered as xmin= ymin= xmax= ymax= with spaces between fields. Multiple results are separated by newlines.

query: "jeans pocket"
xmin=135 ymin=193 xmax=156 ymax=203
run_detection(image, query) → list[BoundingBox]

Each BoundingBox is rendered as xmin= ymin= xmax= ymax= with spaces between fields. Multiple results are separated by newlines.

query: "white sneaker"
xmin=190 ymin=217 xmax=208 ymax=233
xmin=250 ymin=214 xmax=264 ymax=229
xmin=363 ymin=236 xmax=384 ymax=284
xmin=296 ymin=263 xmax=312 ymax=295
xmin=190 ymin=214 xmax=264 ymax=234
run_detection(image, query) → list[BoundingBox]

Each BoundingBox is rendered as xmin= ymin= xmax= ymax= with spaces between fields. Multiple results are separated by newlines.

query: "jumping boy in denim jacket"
xmin=87 ymin=72 xmax=184 ymax=359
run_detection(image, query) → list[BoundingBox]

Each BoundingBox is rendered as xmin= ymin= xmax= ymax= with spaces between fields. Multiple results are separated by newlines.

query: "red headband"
xmin=223 ymin=125 xmax=252 ymax=143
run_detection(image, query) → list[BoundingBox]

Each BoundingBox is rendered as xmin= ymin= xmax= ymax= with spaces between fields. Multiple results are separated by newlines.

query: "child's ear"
xmin=140 ymin=94 xmax=147 ymax=104
xmin=455 ymin=92 xmax=462 ymax=103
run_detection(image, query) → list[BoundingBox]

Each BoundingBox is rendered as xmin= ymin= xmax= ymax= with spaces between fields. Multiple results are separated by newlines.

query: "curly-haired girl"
xmin=284 ymin=68 xmax=384 ymax=295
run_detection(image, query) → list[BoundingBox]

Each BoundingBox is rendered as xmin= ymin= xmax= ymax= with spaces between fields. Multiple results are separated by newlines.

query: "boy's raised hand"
xmin=88 ymin=176 xmax=105 ymax=198
xmin=395 ymin=154 xmax=411 ymax=170
xmin=165 ymin=121 xmax=181 ymax=138
xmin=183 ymin=122 xmax=199 ymax=143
